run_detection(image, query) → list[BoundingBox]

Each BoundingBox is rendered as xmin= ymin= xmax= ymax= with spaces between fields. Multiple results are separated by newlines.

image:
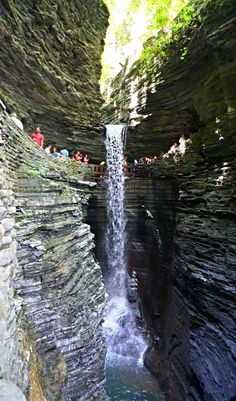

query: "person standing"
xmin=31 ymin=127 xmax=44 ymax=147
xmin=9 ymin=112 xmax=24 ymax=131
xmin=179 ymin=133 xmax=186 ymax=155
xmin=51 ymin=147 xmax=61 ymax=158
xmin=168 ymin=143 xmax=178 ymax=155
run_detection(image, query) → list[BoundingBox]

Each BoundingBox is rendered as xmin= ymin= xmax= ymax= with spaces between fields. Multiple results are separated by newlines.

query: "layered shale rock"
xmin=104 ymin=0 xmax=236 ymax=160
xmin=0 ymin=110 xmax=106 ymax=401
xmin=0 ymin=114 xmax=27 ymax=400
xmin=143 ymin=152 xmax=236 ymax=401
xmin=0 ymin=0 xmax=109 ymax=159
xmin=88 ymin=154 xmax=236 ymax=401
xmin=101 ymin=1 xmax=236 ymax=400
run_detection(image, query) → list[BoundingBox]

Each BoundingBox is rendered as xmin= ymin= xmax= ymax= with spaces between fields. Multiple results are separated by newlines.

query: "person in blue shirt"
xmin=60 ymin=148 xmax=69 ymax=158
xmin=51 ymin=147 xmax=61 ymax=158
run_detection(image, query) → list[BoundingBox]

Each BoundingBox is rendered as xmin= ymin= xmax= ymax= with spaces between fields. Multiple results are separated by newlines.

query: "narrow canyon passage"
xmin=0 ymin=1 xmax=235 ymax=401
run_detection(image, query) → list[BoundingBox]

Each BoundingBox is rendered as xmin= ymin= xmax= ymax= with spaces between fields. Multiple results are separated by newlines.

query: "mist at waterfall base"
xmin=104 ymin=125 xmax=162 ymax=401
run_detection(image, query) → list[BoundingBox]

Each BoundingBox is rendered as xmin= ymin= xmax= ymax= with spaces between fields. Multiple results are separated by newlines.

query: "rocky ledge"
xmin=0 ymin=110 xmax=106 ymax=401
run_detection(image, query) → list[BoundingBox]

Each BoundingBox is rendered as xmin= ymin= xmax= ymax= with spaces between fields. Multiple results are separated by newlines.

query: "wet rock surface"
xmin=0 ymin=0 xmax=108 ymax=159
xmin=0 ymin=115 xmax=27 ymax=391
xmin=0 ymin=111 xmax=106 ymax=400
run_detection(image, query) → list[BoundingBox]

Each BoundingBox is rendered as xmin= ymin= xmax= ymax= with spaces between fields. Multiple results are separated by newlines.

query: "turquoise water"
xmin=106 ymin=363 xmax=163 ymax=401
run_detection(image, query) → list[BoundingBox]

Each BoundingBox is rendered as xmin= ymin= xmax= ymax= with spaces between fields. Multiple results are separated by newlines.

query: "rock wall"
xmin=143 ymin=152 xmax=236 ymax=401
xmin=0 ymin=0 xmax=109 ymax=159
xmin=0 ymin=110 xmax=106 ymax=401
xmin=88 ymin=161 xmax=236 ymax=401
xmin=101 ymin=2 xmax=236 ymax=401
xmin=0 ymin=112 xmax=27 ymax=399
xmin=104 ymin=0 xmax=236 ymax=160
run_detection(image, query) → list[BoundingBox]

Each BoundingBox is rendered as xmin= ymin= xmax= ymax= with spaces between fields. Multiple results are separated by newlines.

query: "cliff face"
xmin=144 ymin=152 xmax=236 ymax=401
xmin=104 ymin=0 xmax=236 ymax=161
xmin=99 ymin=2 xmax=236 ymax=401
xmin=0 ymin=111 xmax=106 ymax=401
xmin=0 ymin=115 xmax=27 ymax=398
xmin=0 ymin=0 xmax=108 ymax=159
xmin=88 ymin=157 xmax=236 ymax=401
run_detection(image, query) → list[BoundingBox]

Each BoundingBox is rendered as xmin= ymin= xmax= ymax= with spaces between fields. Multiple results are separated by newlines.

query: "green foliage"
xmin=27 ymin=168 xmax=41 ymax=177
xmin=101 ymin=0 xmax=191 ymax=89
xmin=80 ymin=165 xmax=93 ymax=180
xmin=27 ymin=166 xmax=49 ymax=177
xmin=102 ymin=0 xmax=226 ymax=85
xmin=54 ymin=158 xmax=94 ymax=180
xmin=138 ymin=0 xmax=218 ymax=72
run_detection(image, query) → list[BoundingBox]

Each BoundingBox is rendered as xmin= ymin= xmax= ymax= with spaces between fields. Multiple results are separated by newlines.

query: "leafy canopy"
xmin=101 ymin=0 xmax=224 ymax=91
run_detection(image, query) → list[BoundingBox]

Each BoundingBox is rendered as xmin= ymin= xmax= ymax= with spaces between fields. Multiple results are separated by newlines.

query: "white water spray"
xmin=104 ymin=124 xmax=146 ymax=366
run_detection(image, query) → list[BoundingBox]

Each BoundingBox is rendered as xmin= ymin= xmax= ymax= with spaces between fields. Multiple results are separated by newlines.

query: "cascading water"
xmin=103 ymin=125 xmax=164 ymax=401
xmin=104 ymin=124 xmax=146 ymax=365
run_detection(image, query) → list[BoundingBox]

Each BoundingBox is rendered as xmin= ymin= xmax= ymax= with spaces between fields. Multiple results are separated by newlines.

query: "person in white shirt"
xmin=44 ymin=145 xmax=52 ymax=155
xmin=9 ymin=112 xmax=24 ymax=131
xmin=0 ymin=99 xmax=6 ymax=112
xmin=168 ymin=143 xmax=178 ymax=155
xmin=179 ymin=134 xmax=186 ymax=155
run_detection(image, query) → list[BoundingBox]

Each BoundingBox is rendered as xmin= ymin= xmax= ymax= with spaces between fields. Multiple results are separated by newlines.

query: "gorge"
xmin=0 ymin=1 xmax=235 ymax=401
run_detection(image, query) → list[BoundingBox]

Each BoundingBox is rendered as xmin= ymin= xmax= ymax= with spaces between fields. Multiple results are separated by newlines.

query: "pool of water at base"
xmin=105 ymin=362 xmax=164 ymax=401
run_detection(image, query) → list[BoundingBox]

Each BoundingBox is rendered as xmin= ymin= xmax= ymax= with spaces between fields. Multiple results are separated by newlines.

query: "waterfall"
xmin=104 ymin=124 xmax=146 ymax=366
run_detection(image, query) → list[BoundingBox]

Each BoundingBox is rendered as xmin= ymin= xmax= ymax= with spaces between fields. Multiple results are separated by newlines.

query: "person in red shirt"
xmin=74 ymin=150 xmax=82 ymax=163
xmin=31 ymin=127 xmax=44 ymax=147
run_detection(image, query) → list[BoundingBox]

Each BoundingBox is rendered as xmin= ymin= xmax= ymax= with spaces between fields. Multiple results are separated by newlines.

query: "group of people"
xmin=133 ymin=156 xmax=158 ymax=166
xmin=163 ymin=133 xmax=192 ymax=159
xmin=1 ymin=99 xmax=191 ymax=169
xmin=30 ymin=127 xmax=90 ymax=164
xmin=132 ymin=133 xmax=192 ymax=167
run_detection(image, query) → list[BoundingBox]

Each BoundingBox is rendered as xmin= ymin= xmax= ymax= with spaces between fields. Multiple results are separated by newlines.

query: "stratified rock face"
xmin=144 ymin=153 xmax=236 ymax=401
xmin=98 ymin=4 xmax=236 ymax=396
xmin=104 ymin=1 xmax=236 ymax=160
xmin=0 ymin=115 xmax=27 ymax=394
xmin=0 ymin=111 xmax=107 ymax=401
xmin=0 ymin=0 xmax=108 ymax=159
xmin=88 ymin=161 xmax=236 ymax=401
xmin=102 ymin=2 xmax=236 ymax=401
